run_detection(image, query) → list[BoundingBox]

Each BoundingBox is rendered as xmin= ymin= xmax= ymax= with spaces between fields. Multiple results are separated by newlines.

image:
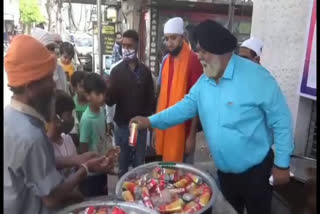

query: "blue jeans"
xmin=115 ymin=125 xmax=147 ymax=177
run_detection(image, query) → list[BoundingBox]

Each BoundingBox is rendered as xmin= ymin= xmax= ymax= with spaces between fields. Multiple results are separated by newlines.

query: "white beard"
xmin=201 ymin=60 xmax=221 ymax=78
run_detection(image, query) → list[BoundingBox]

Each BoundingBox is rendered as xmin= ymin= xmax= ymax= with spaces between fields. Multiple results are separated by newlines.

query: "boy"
xmin=47 ymin=90 xmax=98 ymax=175
xmin=79 ymin=72 xmax=108 ymax=154
xmin=47 ymin=90 xmax=118 ymax=197
xmin=69 ymin=71 xmax=88 ymax=148
xmin=79 ymin=73 xmax=110 ymax=196
xmin=47 ymin=89 xmax=78 ymax=178
xmin=70 ymin=71 xmax=89 ymax=148
xmin=71 ymin=71 xmax=88 ymax=122
xmin=59 ymin=42 xmax=76 ymax=81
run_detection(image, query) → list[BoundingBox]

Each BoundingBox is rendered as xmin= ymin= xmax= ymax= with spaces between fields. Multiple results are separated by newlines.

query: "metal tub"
xmin=56 ymin=200 xmax=158 ymax=214
xmin=115 ymin=162 xmax=217 ymax=214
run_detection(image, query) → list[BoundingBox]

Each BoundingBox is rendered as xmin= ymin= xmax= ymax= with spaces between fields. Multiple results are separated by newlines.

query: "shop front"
xmin=139 ymin=0 xmax=253 ymax=77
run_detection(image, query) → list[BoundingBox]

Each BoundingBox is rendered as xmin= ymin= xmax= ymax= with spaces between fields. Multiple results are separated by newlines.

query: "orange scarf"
xmin=155 ymin=41 xmax=191 ymax=162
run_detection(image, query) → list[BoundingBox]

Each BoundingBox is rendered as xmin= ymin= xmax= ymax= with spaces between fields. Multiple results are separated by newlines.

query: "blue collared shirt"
xmin=4 ymin=100 xmax=63 ymax=214
xmin=149 ymin=54 xmax=294 ymax=173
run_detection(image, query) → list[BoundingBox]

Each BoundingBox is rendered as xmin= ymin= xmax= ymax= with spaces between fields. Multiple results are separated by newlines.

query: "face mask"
xmin=57 ymin=114 xmax=75 ymax=134
xmin=122 ymin=48 xmax=136 ymax=61
xmin=201 ymin=60 xmax=221 ymax=79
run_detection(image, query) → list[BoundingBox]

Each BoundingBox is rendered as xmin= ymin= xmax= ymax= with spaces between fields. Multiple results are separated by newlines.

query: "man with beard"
xmin=106 ymin=30 xmax=156 ymax=177
xmin=238 ymin=37 xmax=264 ymax=64
xmin=155 ymin=17 xmax=203 ymax=163
xmin=130 ymin=20 xmax=294 ymax=214
xmin=4 ymin=35 xmax=110 ymax=214
xmin=31 ymin=28 xmax=69 ymax=95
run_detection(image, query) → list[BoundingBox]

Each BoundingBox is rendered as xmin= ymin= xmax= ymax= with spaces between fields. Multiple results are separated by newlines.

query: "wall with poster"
xmin=251 ymin=0 xmax=316 ymax=156
xmin=300 ymin=0 xmax=316 ymax=100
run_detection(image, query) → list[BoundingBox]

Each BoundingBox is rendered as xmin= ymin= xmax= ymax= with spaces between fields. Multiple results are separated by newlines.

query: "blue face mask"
xmin=122 ymin=48 xmax=136 ymax=61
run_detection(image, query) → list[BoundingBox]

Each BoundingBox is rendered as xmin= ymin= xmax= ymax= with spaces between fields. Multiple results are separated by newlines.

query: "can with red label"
xmin=112 ymin=206 xmax=126 ymax=214
xmin=129 ymin=122 xmax=138 ymax=147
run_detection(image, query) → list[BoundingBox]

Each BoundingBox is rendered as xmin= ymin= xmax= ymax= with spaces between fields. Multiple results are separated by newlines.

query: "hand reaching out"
xmin=129 ymin=116 xmax=151 ymax=130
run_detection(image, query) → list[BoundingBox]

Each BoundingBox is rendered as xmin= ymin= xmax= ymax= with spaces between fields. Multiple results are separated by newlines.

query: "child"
xmin=47 ymin=89 xmax=78 ymax=178
xmin=71 ymin=71 xmax=88 ymax=122
xmin=48 ymin=90 xmax=119 ymax=197
xmin=59 ymin=42 xmax=76 ymax=81
xmin=47 ymin=90 xmax=106 ymax=173
xmin=69 ymin=71 xmax=88 ymax=148
xmin=79 ymin=72 xmax=108 ymax=154
xmin=79 ymin=73 xmax=110 ymax=196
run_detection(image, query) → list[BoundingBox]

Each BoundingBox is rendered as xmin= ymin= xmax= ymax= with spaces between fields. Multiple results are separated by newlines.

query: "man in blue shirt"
xmin=130 ymin=20 xmax=294 ymax=214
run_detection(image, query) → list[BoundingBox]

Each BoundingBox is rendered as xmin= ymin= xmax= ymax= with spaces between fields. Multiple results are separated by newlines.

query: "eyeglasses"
xmin=56 ymin=114 xmax=64 ymax=122
xmin=46 ymin=45 xmax=60 ymax=55
xmin=47 ymin=46 xmax=56 ymax=52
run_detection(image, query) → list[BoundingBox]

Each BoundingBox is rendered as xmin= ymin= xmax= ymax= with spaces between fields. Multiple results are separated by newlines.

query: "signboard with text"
xmin=92 ymin=21 xmax=115 ymax=72
xmin=101 ymin=22 xmax=115 ymax=55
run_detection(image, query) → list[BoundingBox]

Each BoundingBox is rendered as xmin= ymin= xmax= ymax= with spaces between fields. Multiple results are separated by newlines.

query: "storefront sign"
xmin=101 ymin=23 xmax=116 ymax=55
xmin=149 ymin=7 xmax=159 ymax=75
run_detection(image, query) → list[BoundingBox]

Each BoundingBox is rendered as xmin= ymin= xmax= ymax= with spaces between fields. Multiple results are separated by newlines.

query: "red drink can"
xmin=112 ymin=206 xmax=126 ymax=214
xmin=169 ymin=188 xmax=186 ymax=194
xmin=129 ymin=122 xmax=138 ymax=147
xmin=84 ymin=206 xmax=96 ymax=214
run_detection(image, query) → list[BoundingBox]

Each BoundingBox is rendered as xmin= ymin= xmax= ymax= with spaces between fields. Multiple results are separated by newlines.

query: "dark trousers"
xmin=217 ymin=149 xmax=274 ymax=214
xmin=79 ymin=174 xmax=107 ymax=197
xmin=115 ymin=125 xmax=147 ymax=177
xmin=153 ymin=153 xmax=194 ymax=164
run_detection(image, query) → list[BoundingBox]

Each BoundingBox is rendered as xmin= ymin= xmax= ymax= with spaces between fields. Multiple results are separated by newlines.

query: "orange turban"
xmin=4 ymin=35 xmax=56 ymax=87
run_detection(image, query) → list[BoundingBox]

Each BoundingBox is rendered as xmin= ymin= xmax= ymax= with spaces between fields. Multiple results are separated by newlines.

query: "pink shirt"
xmin=52 ymin=134 xmax=78 ymax=177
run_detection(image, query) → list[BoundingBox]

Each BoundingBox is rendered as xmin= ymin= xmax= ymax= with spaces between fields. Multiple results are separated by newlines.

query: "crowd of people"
xmin=4 ymin=17 xmax=295 ymax=214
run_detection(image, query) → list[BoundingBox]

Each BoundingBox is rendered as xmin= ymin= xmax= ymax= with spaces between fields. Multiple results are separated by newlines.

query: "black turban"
xmin=193 ymin=20 xmax=237 ymax=55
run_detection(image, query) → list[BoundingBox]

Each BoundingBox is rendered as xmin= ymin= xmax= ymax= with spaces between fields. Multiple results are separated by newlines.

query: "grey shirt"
xmin=4 ymin=103 xmax=64 ymax=214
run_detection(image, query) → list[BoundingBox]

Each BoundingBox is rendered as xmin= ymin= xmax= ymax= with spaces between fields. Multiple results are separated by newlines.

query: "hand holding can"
xmin=129 ymin=116 xmax=151 ymax=130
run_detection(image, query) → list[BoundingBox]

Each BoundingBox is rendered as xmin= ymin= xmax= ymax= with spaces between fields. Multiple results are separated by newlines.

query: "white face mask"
xmin=122 ymin=48 xmax=136 ymax=61
xmin=200 ymin=60 xmax=221 ymax=79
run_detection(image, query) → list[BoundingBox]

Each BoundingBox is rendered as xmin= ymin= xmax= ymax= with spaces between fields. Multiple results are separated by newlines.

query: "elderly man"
xmin=130 ymin=20 xmax=294 ymax=214
xmin=31 ymin=28 xmax=69 ymax=94
xmin=4 ymin=35 xmax=109 ymax=213
xmin=238 ymin=37 xmax=264 ymax=64
xmin=155 ymin=17 xmax=203 ymax=163
xmin=52 ymin=33 xmax=63 ymax=49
